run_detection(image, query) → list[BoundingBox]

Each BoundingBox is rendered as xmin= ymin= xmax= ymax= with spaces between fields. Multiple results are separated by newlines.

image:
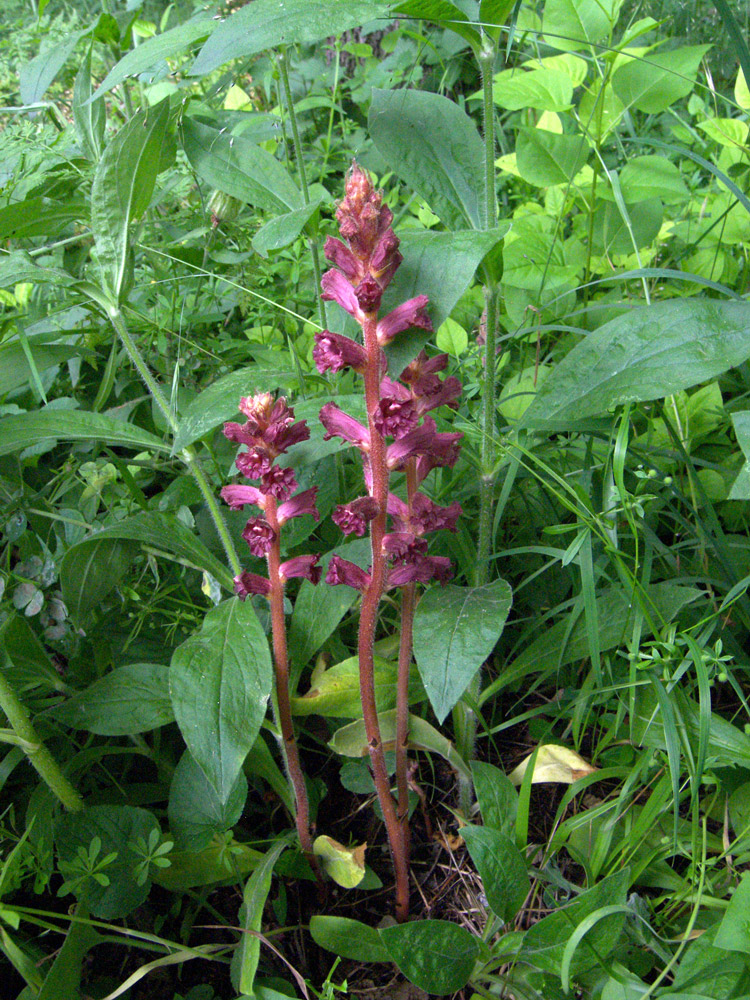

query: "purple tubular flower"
xmin=387 ymin=555 xmax=453 ymax=588
xmin=332 ymin=496 xmax=379 ymax=536
xmin=411 ymin=494 xmax=462 ymax=534
xmin=355 ymin=276 xmax=383 ymax=313
xmin=370 ymin=229 xmax=402 ymax=289
xmin=313 ymin=331 xmax=367 ymax=375
xmin=324 ymin=236 xmax=361 ymax=281
xmin=277 ymin=487 xmax=320 ymax=525
xmin=266 ymin=419 xmax=310 ymax=454
xmin=373 ymin=396 xmax=419 ymax=439
xmin=415 ymin=431 xmax=463 ymax=483
xmin=321 ymin=269 xmax=363 ymax=320
xmin=280 ymin=554 xmax=322 ymax=584
xmin=235 ymin=447 xmax=274 ymax=479
xmin=319 ymin=403 xmax=370 ymax=451
xmin=242 ymin=518 xmax=277 ymax=557
xmin=376 ymin=295 xmax=432 ymax=345
xmin=386 ymin=417 xmax=443 ymax=470
xmin=326 ymin=555 xmax=370 ymax=591
xmin=260 ymin=465 xmax=298 ymax=500
xmin=220 ymin=484 xmax=267 ymax=510
xmin=234 ymin=571 xmax=272 ymax=598
xmin=382 ymin=532 xmax=428 ymax=561
xmin=414 ymin=375 xmax=462 ymax=414
xmin=401 ymin=351 xmax=448 ymax=382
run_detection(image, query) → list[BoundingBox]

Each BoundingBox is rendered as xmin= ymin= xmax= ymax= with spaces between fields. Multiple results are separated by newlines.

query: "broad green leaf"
xmin=171 ymin=364 xmax=296 ymax=453
xmin=0 ymin=409 xmax=165 ymax=458
xmin=50 ymin=664 xmax=173 ymax=735
xmin=503 ymin=583 xmax=701 ymax=680
xmin=153 ymin=840 xmax=262 ymax=891
xmin=55 ymin=806 xmax=160 ymax=919
xmin=0 ymin=341 xmax=90 ymax=398
xmin=413 ymin=579 xmax=512 ymax=723
xmin=379 ymin=920 xmax=479 ymax=995
xmin=673 ymin=924 xmax=750 ymax=995
xmin=369 ymin=88 xmax=486 ymax=230
xmin=19 ymin=28 xmax=89 ymax=104
xmin=491 ymin=67 xmax=573 ymax=111
xmin=472 ymin=760 xmax=518 ymax=837
xmin=383 ymin=227 xmax=509 ymax=373
xmin=292 ymin=655 xmax=421 ymax=718
xmin=502 ymin=227 xmax=585 ymax=292
xmin=392 ymin=0 xmax=481 ymax=49
xmin=91 ymin=99 xmax=170 ymax=300
xmin=313 ymin=836 xmax=366 ymax=888
xmin=462 ymin=825 xmax=529 ymax=922
xmin=190 ymin=0 xmax=387 ymax=76
xmin=36 ymin=906 xmax=99 ymax=1000
xmin=310 ymin=915 xmax=390 ymax=963
xmin=519 ymin=868 xmax=630 ymax=974
xmin=730 ymin=411 xmax=750 ymax=500
xmin=715 ymin=872 xmax=750 ymax=954
xmin=181 ymin=119 xmax=302 ymax=213
xmin=0 ymin=615 xmax=62 ymax=694
xmin=613 ymin=45 xmax=711 ymax=114
xmin=696 ymin=118 xmax=749 ymax=148
xmin=523 ymin=300 xmax=750 ymax=429
xmin=0 ymin=199 xmax=88 ymax=240
xmin=73 ymin=48 xmax=104 ymax=160
xmin=170 ymin=598 xmax=273 ymax=802
xmin=591 ymin=197 xmax=663 ymax=256
xmin=521 ymin=52 xmax=588 ymax=86
xmin=61 ymin=512 xmax=233 ymax=625
xmin=612 ymin=154 xmax=690 ymax=204
xmin=287 ymin=538 xmax=372 ymax=675
xmin=0 ymin=253 xmax=75 ymax=288
xmin=168 ymin=750 xmax=248 ymax=851
xmin=516 ymin=127 xmax=589 ymax=186
xmin=436 ymin=317 xmax=468 ymax=357
xmin=252 ymin=200 xmax=323 ymax=258
xmin=736 ymin=68 xmax=750 ymax=111
xmin=233 ymin=838 xmax=289 ymax=994
xmin=543 ymin=0 xmax=619 ymax=51
xmin=330 ymin=709 xmax=471 ymax=781
xmin=91 ymin=14 xmax=216 ymax=101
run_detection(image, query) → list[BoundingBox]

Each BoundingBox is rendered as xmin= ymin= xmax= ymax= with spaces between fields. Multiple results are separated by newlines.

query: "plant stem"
xmin=278 ymin=49 xmax=327 ymax=331
xmin=360 ymin=311 xmax=410 ymax=923
xmin=0 ymin=668 xmax=83 ymax=812
xmin=396 ymin=459 xmax=419 ymax=853
xmin=106 ymin=305 xmax=242 ymax=577
xmin=264 ymin=499 xmax=321 ymax=882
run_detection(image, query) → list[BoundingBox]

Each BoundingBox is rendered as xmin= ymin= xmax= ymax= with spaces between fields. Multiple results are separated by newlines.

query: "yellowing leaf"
xmin=224 ymin=85 xmax=254 ymax=111
xmin=508 ymin=744 xmax=596 ymax=786
xmin=736 ymin=68 xmax=750 ymax=111
xmin=313 ymin=836 xmax=366 ymax=888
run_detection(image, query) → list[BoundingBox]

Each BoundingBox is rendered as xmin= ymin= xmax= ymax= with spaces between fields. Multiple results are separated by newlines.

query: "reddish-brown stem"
xmin=395 ymin=458 xmax=418 ymax=854
xmin=359 ymin=311 xmax=410 ymax=923
xmin=265 ymin=498 xmax=322 ymax=884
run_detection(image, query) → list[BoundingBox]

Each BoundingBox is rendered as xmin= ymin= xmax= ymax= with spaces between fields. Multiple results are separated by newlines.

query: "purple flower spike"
xmin=373 ymin=396 xmax=419 ymax=439
xmin=313 ymin=331 xmax=367 ymax=375
xmin=355 ymin=276 xmax=383 ymax=313
xmin=278 ymin=487 xmax=320 ymax=525
xmin=319 ymin=403 xmax=370 ymax=451
xmin=415 ymin=431 xmax=463 ymax=483
xmin=261 ymin=465 xmax=298 ymax=500
xmin=412 ymin=494 xmax=462 ymax=534
xmin=242 ymin=518 xmax=277 ymax=557
xmin=235 ymin=447 xmax=274 ymax=480
xmin=220 ymin=484 xmax=267 ymax=511
xmin=321 ymin=268 xmax=363 ymax=320
xmin=382 ymin=532 xmax=428 ymax=561
xmin=388 ymin=555 xmax=453 ymax=588
xmin=370 ymin=229 xmax=402 ymax=289
xmin=280 ymin=554 xmax=322 ymax=584
xmin=332 ymin=496 xmax=379 ymax=536
xmin=234 ymin=571 xmax=272 ymax=598
xmin=326 ymin=555 xmax=370 ymax=591
xmin=324 ymin=236 xmax=361 ymax=281
xmin=376 ymin=295 xmax=432 ymax=346
xmin=386 ymin=417 xmax=443 ymax=470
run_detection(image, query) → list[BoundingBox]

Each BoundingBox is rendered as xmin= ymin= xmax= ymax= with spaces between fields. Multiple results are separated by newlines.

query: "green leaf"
xmin=523 ymin=300 xmax=750 ymax=429
xmin=168 ymin=750 xmax=248 ymax=851
xmin=170 ymin=598 xmax=273 ymax=803
xmin=37 ymin=905 xmax=100 ymax=1000
xmin=413 ymin=579 xmax=512 ymax=723
xmin=91 ymin=14 xmax=216 ymax=101
xmin=0 ymin=409 xmax=165 ymax=459
xmin=252 ymin=200 xmax=323 ymax=258
xmin=543 ymin=0 xmax=620 ymax=51
xmin=0 ymin=252 xmax=75 ymax=289
xmin=713 ymin=873 xmax=750 ymax=954
xmin=181 ymin=119 xmax=301 ymax=212
xmin=516 ymin=127 xmax=589 ymax=186
xmin=491 ymin=67 xmax=574 ymax=111
xmin=384 ymin=227 xmax=509 ymax=374
xmin=730 ymin=411 xmax=750 ymax=499
xmin=503 ymin=583 xmax=701 ymax=681
xmin=19 ymin=28 xmax=89 ymax=104
xmin=0 ymin=198 xmax=87 ymax=241
xmin=73 ymin=47 xmax=105 ymax=161
xmin=287 ymin=538 xmax=371 ymax=674
xmin=190 ymin=0 xmax=387 ymax=77
xmin=519 ymin=868 xmax=630 ymax=975
xmin=50 ymin=664 xmax=173 ymax=735
xmin=313 ymin=836 xmax=366 ymax=888
xmin=592 ymin=197 xmax=663 ymax=256
xmin=91 ymin=99 xmax=170 ymax=301
xmin=612 ymin=155 xmax=690 ymax=204
xmin=369 ymin=88 xmax=486 ymax=230
xmin=0 ymin=340 xmax=90 ymax=398
xmin=379 ymin=920 xmax=479 ymax=995
xmin=462 ymin=825 xmax=529 ymax=922
xmin=292 ymin=654 xmax=419 ymax=718
xmin=310 ymin=915 xmax=390 ymax=963
xmin=233 ymin=838 xmax=289 ymax=994
xmin=329 ymin=710 xmax=471 ymax=782
xmin=153 ymin=840 xmax=262 ymax=892
xmin=613 ymin=45 xmax=711 ymax=114
xmin=391 ymin=0 xmax=481 ymax=49
xmin=55 ymin=806 xmax=160 ymax=919
xmin=472 ymin=760 xmax=518 ymax=837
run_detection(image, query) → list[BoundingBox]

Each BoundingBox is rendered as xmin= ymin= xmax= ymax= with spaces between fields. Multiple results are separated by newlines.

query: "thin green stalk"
xmin=0 ymin=668 xmax=83 ymax=812
xmin=106 ymin=304 xmax=242 ymax=577
xmin=277 ymin=49 xmax=327 ymax=331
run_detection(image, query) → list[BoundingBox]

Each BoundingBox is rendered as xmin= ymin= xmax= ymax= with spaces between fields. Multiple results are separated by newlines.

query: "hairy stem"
xmin=0 ymin=668 xmax=83 ymax=812
xmin=396 ymin=459 xmax=419 ymax=850
xmin=360 ymin=312 xmax=410 ymax=922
